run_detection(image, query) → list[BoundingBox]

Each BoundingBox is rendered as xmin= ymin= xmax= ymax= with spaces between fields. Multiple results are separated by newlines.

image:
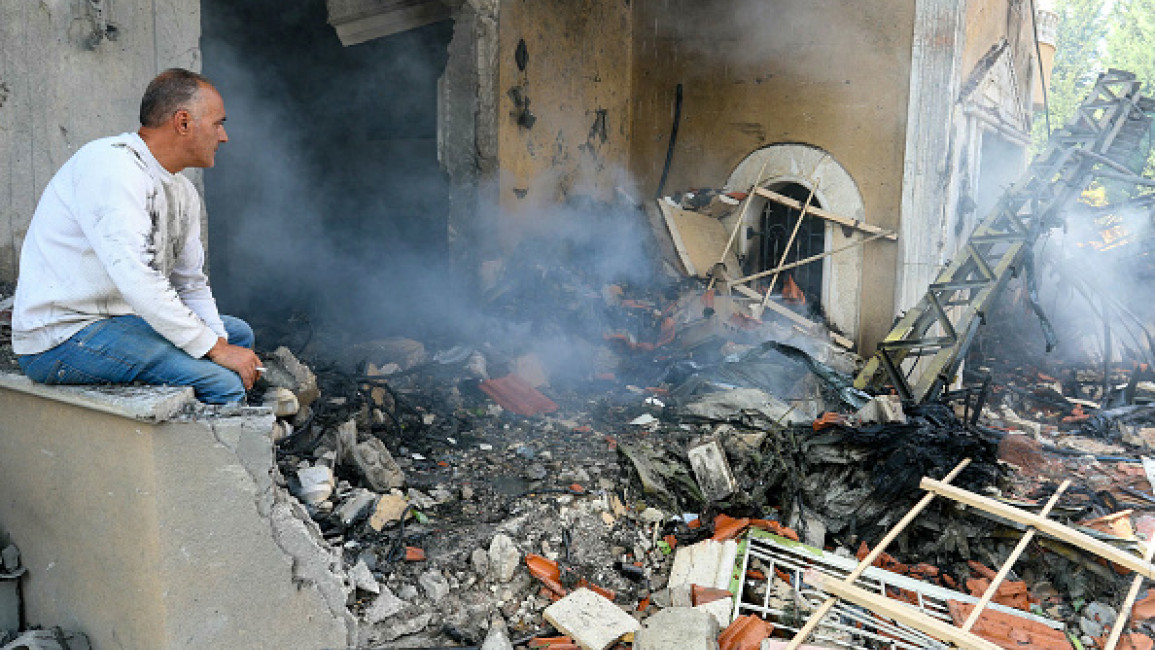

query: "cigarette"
xmin=256 ymin=366 xmax=267 ymax=372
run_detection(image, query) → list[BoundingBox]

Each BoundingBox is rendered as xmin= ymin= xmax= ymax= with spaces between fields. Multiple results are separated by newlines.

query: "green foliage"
xmin=1032 ymin=0 xmax=1109 ymax=149
xmin=1106 ymin=0 xmax=1155 ymax=89
xmin=1035 ymin=0 xmax=1155 ymax=179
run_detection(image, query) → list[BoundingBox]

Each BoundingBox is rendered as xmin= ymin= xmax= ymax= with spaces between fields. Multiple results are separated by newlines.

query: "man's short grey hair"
xmin=139 ymin=68 xmax=216 ymax=128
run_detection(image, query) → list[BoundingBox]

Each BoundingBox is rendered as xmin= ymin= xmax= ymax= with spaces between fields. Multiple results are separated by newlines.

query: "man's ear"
xmin=173 ymin=109 xmax=191 ymax=134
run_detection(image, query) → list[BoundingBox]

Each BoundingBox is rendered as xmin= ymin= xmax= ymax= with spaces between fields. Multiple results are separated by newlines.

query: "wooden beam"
xmin=921 ymin=478 xmax=1155 ymax=579
xmin=1103 ymin=540 xmax=1155 ymax=650
xmin=754 ymin=187 xmax=897 ymax=241
xmin=808 ymin=571 xmax=1003 ymax=650
xmin=731 ymin=231 xmax=890 ymax=287
xmin=961 ymin=480 xmax=1070 ymax=632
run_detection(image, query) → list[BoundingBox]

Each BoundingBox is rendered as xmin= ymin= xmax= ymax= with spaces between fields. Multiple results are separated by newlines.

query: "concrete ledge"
xmin=0 ymin=372 xmax=196 ymax=421
xmin=0 ymin=375 xmax=354 ymax=648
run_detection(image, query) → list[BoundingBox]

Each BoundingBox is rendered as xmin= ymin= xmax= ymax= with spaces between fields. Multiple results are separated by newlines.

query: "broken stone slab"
xmin=543 ymin=588 xmax=641 ymax=650
xmin=363 ymin=586 xmax=405 ymax=624
xmin=667 ymin=539 xmax=738 ymax=592
xmin=350 ymin=559 xmax=380 ymax=595
xmin=352 ymin=436 xmax=405 ymax=492
xmin=419 ymin=569 xmax=450 ymax=602
xmin=616 ymin=442 xmax=674 ymax=502
xmin=634 ymin=607 xmax=719 ymax=650
xmin=488 ymin=533 xmax=520 ymax=583
xmin=263 ymin=346 xmax=320 ymax=409
xmin=687 ymin=439 xmax=738 ymax=501
xmin=694 ymin=596 xmax=733 ymax=629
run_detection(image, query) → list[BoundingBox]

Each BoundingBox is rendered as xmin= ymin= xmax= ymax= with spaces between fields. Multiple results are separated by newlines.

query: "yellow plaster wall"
xmin=963 ymin=0 xmax=1036 ymax=95
xmin=494 ymin=0 xmax=633 ymax=252
xmin=627 ymin=0 xmax=915 ymax=349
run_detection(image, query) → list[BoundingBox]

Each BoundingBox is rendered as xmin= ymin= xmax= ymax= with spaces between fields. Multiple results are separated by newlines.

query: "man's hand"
xmin=205 ymin=337 xmax=262 ymax=389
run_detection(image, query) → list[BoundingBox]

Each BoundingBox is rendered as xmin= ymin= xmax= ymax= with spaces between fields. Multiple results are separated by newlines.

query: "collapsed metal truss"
xmin=856 ymin=69 xmax=1155 ymax=403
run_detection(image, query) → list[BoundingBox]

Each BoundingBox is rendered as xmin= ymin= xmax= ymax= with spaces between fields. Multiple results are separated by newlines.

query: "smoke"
xmin=201 ymin=0 xmax=463 ymax=339
xmin=643 ymin=0 xmax=902 ymax=77
xmin=199 ymin=0 xmax=667 ymax=385
xmin=1032 ymin=197 xmax=1155 ymax=365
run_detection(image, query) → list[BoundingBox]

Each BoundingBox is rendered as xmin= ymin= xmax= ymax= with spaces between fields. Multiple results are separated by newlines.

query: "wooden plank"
xmin=808 ymin=571 xmax=1003 ymax=650
xmin=1104 ymin=540 xmax=1155 ymax=650
xmin=785 ymin=459 xmax=970 ymax=650
xmin=960 ymin=480 xmax=1070 ymax=632
xmin=733 ymin=232 xmax=890 ymax=287
xmin=921 ymin=478 xmax=1155 ymax=579
xmin=754 ymin=187 xmax=897 ymax=241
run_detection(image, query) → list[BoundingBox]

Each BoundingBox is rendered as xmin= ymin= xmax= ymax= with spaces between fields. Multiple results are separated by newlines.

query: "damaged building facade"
xmin=0 ymin=0 xmax=1063 ymax=647
xmin=0 ymin=0 xmax=1055 ymax=349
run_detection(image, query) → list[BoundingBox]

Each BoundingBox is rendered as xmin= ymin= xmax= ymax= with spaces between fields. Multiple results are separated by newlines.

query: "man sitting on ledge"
xmin=11 ymin=68 xmax=261 ymax=404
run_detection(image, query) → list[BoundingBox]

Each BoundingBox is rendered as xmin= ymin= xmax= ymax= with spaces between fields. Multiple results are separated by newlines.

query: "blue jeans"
xmin=18 ymin=315 xmax=254 ymax=405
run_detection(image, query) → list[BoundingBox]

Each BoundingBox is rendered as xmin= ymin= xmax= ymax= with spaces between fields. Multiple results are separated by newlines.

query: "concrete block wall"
xmin=0 ymin=374 xmax=354 ymax=649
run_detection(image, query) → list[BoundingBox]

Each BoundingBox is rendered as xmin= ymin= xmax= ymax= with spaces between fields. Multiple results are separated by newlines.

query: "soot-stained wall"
xmin=493 ymin=0 xmax=634 ymax=252
xmin=202 ymin=0 xmax=456 ymax=341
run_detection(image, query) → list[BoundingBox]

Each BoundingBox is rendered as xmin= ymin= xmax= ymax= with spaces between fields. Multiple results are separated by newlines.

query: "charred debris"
xmin=229 ymin=72 xmax=1155 ymax=649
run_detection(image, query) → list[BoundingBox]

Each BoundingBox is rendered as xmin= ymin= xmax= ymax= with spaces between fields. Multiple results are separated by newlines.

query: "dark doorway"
xmin=748 ymin=183 xmax=826 ymax=316
xmin=200 ymin=0 xmax=455 ymax=344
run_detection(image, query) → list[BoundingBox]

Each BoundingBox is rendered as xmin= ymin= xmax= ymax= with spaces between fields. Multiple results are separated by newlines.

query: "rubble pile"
xmin=6 ymin=232 xmax=1155 ymax=648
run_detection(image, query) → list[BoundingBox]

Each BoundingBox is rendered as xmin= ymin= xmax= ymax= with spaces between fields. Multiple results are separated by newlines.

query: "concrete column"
xmin=895 ymin=0 xmax=968 ymax=315
xmin=439 ymin=0 xmax=501 ymax=282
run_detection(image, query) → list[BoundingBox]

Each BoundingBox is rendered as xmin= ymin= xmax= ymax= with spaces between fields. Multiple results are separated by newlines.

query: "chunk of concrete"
xmin=694 ymin=596 xmax=734 ymax=629
xmin=543 ymin=588 xmax=640 ymax=650
xmin=294 ymin=465 xmax=335 ymax=505
xmin=372 ymin=612 xmax=433 ymax=643
xmin=668 ymin=539 xmax=738 ymax=592
xmin=350 ymin=559 xmax=380 ymax=595
xmin=683 ymin=388 xmax=811 ymax=426
xmin=634 ymin=607 xmax=719 ymax=650
xmin=488 ymin=533 xmax=520 ymax=583
xmin=335 ymin=488 xmax=378 ymax=527
xmin=480 ymin=617 xmax=514 ymax=650
xmin=687 ymin=439 xmax=737 ymax=501
xmin=363 ymin=586 xmax=405 ymax=624
xmin=1 ymin=544 xmax=20 ymax=573
xmin=352 ymin=437 xmax=405 ymax=492
xmin=471 ymin=547 xmax=489 ymax=578
xmin=262 ymin=387 xmax=300 ymax=418
xmin=419 ymin=569 xmax=450 ymax=602
xmin=264 ymin=346 xmax=320 ymax=409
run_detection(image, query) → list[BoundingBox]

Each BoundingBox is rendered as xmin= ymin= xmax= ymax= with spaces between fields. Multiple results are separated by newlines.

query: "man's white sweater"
xmin=12 ymin=132 xmax=227 ymax=357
